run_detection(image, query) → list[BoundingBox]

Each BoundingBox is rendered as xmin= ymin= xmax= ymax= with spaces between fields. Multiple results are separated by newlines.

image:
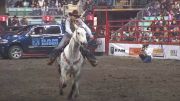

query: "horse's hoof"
xmin=62 ymin=83 xmax=67 ymax=88
xmin=59 ymin=90 xmax=63 ymax=95
xmin=74 ymin=94 xmax=78 ymax=98
xmin=67 ymin=96 xmax=73 ymax=101
xmin=89 ymin=60 xmax=98 ymax=67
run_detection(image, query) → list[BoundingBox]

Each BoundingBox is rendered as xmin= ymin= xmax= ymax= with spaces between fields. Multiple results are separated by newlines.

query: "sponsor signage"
xmin=109 ymin=43 xmax=180 ymax=60
xmin=42 ymin=16 xmax=53 ymax=22
xmin=95 ymin=38 xmax=105 ymax=52
xmin=170 ymin=50 xmax=178 ymax=56
xmin=109 ymin=43 xmax=139 ymax=56
xmin=163 ymin=45 xmax=180 ymax=60
xmin=129 ymin=48 xmax=141 ymax=56
xmin=110 ymin=45 xmax=126 ymax=56
xmin=32 ymin=38 xmax=59 ymax=46
xmin=152 ymin=48 xmax=164 ymax=57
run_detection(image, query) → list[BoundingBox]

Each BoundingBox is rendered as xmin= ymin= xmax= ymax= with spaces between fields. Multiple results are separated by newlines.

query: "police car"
xmin=0 ymin=24 xmax=63 ymax=59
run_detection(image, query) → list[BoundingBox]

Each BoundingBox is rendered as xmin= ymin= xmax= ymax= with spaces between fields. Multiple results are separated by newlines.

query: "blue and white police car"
xmin=0 ymin=24 xmax=63 ymax=59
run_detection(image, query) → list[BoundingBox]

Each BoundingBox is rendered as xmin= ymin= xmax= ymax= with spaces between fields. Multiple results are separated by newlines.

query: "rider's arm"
xmin=65 ymin=18 xmax=73 ymax=35
xmin=79 ymin=19 xmax=94 ymax=38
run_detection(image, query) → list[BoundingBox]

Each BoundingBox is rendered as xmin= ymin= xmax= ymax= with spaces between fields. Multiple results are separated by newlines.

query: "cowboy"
xmin=47 ymin=10 xmax=98 ymax=66
xmin=139 ymin=44 xmax=153 ymax=63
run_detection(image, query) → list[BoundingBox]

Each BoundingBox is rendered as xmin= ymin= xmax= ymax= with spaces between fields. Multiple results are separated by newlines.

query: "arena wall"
xmin=109 ymin=43 xmax=180 ymax=60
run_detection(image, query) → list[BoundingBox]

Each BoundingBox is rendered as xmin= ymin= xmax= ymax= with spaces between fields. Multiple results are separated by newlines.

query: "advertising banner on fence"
xmin=95 ymin=38 xmax=105 ymax=52
xmin=129 ymin=48 xmax=141 ymax=56
xmin=109 ymin=43 xmax=180 ymax=60
xmin=150 ymin=45 xmax=165 ymax=58
xmin=163 ymin=45 xmax=180 ymax=60
xmin=109 ymin=43 xmax=142 ymax=56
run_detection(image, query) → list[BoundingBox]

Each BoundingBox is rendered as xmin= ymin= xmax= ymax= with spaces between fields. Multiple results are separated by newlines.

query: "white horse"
xmin=57 ymin=25 xmax=87 ymax=100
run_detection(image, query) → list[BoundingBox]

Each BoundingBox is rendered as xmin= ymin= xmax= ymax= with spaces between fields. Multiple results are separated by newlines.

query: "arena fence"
xmin=93 ymin=17 xmax=180 ymax=60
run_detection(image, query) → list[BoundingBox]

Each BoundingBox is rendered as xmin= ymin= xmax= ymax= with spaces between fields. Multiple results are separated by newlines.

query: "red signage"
xmin=42 ymin=16 xmax=53 ymax=22
xmin=0 ymin=15 xmax=8 ymax=22
xmin=86 ymin=14 xmax=94 ymax=21
xmin=129 ymin=48 xmax=141 ymax=56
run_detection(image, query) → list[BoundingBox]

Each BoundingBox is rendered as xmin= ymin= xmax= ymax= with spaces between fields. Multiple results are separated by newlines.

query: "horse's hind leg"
xmin=57 ymin=64 xmax=63 ymax=95
xmin=67 ymin=81 xmax=76 ymax=100
xmin=59 ymin=68 xmax=67 ymax=95
xmin=59 ymin=78 xmax=63 ymax=95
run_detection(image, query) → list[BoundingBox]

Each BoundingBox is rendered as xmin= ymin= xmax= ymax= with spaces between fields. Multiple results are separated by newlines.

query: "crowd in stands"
xmin=8 ymin=15 xmax=28 ymax=26
xmin=82 ymin=0 xmax=152 ymax=10
xmin=7 ymin=0 xmax=79 ymax=16
xmin=110 ymin=20 xmax=180 ymax=44
xmin=8 ymin=0 xmax=79 ymax=7
xmin=109 ymin=0 xmax=180 ymax=44
xmin=144 ymin=0 xmax=180 ymax=20
xmin=4 ymin=0 xmax=180 ymax=44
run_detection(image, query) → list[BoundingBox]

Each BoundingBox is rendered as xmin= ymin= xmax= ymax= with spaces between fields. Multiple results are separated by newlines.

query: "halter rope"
xmin=63 ymin=52 xmax=81 ymax=67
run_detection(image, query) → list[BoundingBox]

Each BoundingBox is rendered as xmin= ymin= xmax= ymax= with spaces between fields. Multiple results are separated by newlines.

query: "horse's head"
xmin=73 ymin=25 xmax=87 ymax=45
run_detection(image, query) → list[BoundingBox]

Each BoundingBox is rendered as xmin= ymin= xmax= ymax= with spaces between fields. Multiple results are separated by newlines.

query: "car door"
xmin=40 ymin=25 xmax=63 ymax=54
xmin=27 ymin=26 xmax=47 ymax=54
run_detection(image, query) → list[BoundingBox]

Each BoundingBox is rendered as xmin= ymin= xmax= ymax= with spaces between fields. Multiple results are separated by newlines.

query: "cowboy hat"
xmin=69 ymin=10 xmax=80 ymax=18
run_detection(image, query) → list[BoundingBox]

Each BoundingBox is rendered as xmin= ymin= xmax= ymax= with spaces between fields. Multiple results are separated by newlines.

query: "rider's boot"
xmin=80 ymin=46 xmax=98 ymax=67
xmin=47 ymin=48 xmax=63 ymax=65
xmin=47 ymin=34 xmax=70 ymax=65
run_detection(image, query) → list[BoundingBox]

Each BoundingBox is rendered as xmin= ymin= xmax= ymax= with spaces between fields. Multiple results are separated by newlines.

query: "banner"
xmin=109 ymin=43 xmax=180 ymax=60
xmin=95 ymin=38 xmax=105 ymax=52
xmin=152 ymin=48 xmax=164 ymax=57
xmin=109 ymin=43 xmax=142 ymax=56
xmin=163 ymin=45 xmax=180 ymax=60
xmin=129 ymin=48 xmax=141 ymax=56
xmin=150 ymin=45 xmax=164 ymax=58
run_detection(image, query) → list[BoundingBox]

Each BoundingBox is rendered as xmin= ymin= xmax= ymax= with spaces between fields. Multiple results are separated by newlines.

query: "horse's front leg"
xmin=68 ymin=71 xmax=80 ymax=100
xmin=74 ymin=73 xmax=80 ymax=98
xmin=59 ymin=76 xmax=63 ymax=95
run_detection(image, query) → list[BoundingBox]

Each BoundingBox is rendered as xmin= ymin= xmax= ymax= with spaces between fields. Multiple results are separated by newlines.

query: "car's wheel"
xmin=8 ymin=45 xmax=23 ymax=59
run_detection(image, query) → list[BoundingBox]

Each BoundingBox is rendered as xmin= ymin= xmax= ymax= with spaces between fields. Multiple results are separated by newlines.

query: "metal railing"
xmin=7 ymin=7 xmax=64 ymax=17
xmin=116 ymin=1 xmax=159 ymax=33
xmin=107 ymin=20 xmax=180 ymax=45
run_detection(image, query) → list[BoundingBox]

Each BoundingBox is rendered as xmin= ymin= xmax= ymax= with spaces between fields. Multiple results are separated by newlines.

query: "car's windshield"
xmin=17 ymin=25 xmax=34 ymax=35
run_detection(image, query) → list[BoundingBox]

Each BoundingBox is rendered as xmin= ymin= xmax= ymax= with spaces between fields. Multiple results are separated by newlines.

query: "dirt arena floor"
xmin=0 ymin=56 xmax=180 ymax=101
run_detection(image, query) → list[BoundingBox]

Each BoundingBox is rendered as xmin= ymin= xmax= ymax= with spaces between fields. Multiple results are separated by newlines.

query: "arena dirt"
xmin=0 ymin=56 xmax=180 ymax=101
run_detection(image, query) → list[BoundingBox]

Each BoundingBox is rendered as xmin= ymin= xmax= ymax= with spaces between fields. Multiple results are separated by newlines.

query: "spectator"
xmin=47 ymin=17 xmax=58 ymax=24
xmin=8 ymin=17 xmax=13 ymax=26
xmin=153 ymin=27 xmax=161 ymax=42
xmin=110 ymin=29 xmax=117 ymax=41
xmin=170 ymin=19 xmax=178 ymax=29
xmin=98 ymin=27 xmax=105 ymax=37
xmin=11 ymin=15 xmax=20 ymax=26
xmin=20 ymin=16 xmax=28 ymax=26
xmin=171 ymin=26 xmax=179 ymax=37
xmin=163 ymin=26 xmax=169 ymax=42
xmin=148 ymin=21 xmax=156 ymax=33
xmin=14 ymin=0 xmax=23 ymax=7
xmin=8 ymin=0 xmax=15 ymax=7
